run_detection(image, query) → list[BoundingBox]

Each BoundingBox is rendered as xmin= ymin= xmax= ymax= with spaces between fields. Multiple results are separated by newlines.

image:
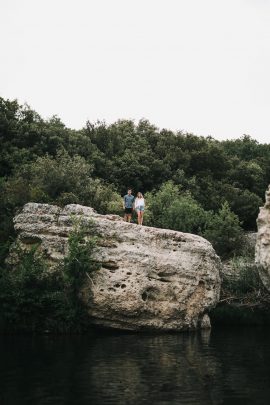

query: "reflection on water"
xmin=1 ymin=327 xmax=270 ymax=404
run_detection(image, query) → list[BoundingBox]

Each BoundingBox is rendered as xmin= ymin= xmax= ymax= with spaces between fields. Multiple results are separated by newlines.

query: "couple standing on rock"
xmin=123 ymin=188 xmax=145 ymax=225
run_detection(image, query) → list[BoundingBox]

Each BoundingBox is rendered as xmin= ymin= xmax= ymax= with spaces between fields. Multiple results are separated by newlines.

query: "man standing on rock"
xmin=123 ymin=188 xmax=135 ymax=222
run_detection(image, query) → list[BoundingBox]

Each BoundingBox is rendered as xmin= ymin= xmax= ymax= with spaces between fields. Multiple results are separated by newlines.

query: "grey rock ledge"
xmin=256 ymin=185 xmax=270 ymax=292
xmin=12 ymin=203 xmax=222 ymax=331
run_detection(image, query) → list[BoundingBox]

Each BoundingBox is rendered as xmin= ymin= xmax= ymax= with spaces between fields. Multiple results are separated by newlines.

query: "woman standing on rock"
xmin=135 ymin=192 xmax=145 ymax=225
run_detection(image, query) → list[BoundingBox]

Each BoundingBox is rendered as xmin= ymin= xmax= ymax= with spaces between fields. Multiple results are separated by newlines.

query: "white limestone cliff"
xmin=12 ymin=203 xmax=222 ymax=331
xmin=256 ymin=185 xmax=270 ymax=291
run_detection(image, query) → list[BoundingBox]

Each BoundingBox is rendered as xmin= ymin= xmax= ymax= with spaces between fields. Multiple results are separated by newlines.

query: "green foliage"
xmin=0 ymin=148 xmax=122 ymax=243
xmin=145 ymin=181 xmax=181 ymax=227
xmin=224 ymin=188 xmax=262 ymax=230
xmin=145 ymin=182 xmax=245 ymax=258
xmin=145 ymin=181 xmax=208 ymax=233
xmin=210 ymin=254 xmax=270 ymax=326
xmin=80 ymin=179 xmax=123 ymax=215
xmin=1 ymin=95 xmax=269 ymax=258
xmin=63 ymin=218 xmax=100 ymax=295
xmin=18 ymin=149 xmax=94 ymax=201
xmin=202 ymin=202 xmax=244 ymax=258
xmin=223 ymin=257 xmax=262 ymax=294
xmin=0 ymin=238 xmax=13 ymax=268
xmin=0 ymin=222 xmax=100 ymax=333
xmin=0 ymin=247 xmax=60 ymax=332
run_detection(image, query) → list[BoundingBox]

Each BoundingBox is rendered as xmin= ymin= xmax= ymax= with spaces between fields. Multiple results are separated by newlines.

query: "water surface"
xmin=1 ymin=327 xmax=270 ymax=404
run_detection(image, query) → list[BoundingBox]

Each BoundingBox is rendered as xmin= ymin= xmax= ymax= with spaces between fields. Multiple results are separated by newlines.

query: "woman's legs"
xmin=136 ymin=208 xmax=144 ymax=225
xmin=137 ymin=210 xmax=144 ymax=225
xmin=137 ymin=210 xmax=141 ymax=225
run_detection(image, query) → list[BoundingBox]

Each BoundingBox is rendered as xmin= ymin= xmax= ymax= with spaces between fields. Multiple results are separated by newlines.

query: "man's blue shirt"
xmin=124 ymin=194 xmax=135 ymax=208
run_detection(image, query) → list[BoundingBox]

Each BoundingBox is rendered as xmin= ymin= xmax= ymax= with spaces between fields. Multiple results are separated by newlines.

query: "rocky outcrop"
xmin=12 ymin=203 xmax=221 ymax=331
xmin=256 ymin=185 xmax=270 ymax=291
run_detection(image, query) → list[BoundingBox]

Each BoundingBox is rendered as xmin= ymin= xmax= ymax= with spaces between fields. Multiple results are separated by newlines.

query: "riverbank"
xmin=2 ymin=260 xmax=270 ymax=332
xmin=2 ymin=251 xmax=270 ymax=333
xmin=211 ymin=252 xmax=270 ymax=326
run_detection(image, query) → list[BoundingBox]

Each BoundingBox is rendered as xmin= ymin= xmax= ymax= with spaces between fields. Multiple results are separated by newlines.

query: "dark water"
xmin=1 ymin=327 xmax=270 ymax=405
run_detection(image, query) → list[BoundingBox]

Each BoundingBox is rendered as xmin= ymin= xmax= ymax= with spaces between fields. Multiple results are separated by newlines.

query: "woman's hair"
xmin=137 ymin=192 xmax=143 ymax=198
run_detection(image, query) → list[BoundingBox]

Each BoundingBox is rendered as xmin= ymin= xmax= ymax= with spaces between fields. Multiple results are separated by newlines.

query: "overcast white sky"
xmin=1 ymin=0 xmax=270 ymax=142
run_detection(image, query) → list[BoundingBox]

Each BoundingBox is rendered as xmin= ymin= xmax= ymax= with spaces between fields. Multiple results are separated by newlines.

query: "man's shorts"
xmin=125 ymin=207 xmax=133 ymax=214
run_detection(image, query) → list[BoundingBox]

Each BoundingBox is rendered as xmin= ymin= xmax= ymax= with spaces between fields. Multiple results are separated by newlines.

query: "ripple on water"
xmin=1 ymin=327 xmax=270 ymax=405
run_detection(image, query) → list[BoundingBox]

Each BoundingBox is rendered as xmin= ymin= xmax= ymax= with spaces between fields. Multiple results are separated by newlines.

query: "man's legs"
xmin=124 ymin=208 xmax=133 ymax=222
xmin=124 ymin=210 xmax=132 ymax=222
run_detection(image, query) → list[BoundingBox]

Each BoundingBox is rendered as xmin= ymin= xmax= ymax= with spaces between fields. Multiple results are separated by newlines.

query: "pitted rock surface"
xmin=12 ymin=203 xmax=221 ymax=331
xmin=256 ymin=185 xmax=270 ymax=291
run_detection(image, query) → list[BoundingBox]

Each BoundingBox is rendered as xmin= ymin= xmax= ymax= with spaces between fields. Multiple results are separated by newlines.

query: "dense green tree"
xmin=1 ymin=95 xmax=270 ymax=258
xmin=145 ymin=181 xmax=208 ymax=233
xmin=218 ymin=184 xmax=263 ymax=229
xmin=203 ymin=202 xmax=244 ymax=258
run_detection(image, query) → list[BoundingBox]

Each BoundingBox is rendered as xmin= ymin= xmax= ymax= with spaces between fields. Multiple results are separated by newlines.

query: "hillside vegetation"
xmin=1 ymin=96 xmax=269 ymax=259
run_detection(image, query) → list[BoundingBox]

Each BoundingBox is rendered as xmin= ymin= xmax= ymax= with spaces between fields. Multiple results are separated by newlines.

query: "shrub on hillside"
xmin=202 ymin=201 xmax=243 ymax=258
xmin=145 ymin=181 xmax=208 ymax=233
xmin=0 ymin=221 xmax=100 ymax=333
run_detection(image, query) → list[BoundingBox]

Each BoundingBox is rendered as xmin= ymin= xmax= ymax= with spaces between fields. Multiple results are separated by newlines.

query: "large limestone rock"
xmin=256 ymin=185 xmax=270 ymax=291
xmin=12 ymin=203 xmax=221 ymax=331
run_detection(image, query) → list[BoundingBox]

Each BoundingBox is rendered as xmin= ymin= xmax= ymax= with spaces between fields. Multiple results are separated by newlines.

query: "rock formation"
xmin=12 ymin=203 xmax=221 ymax=331
xmin=256 ymin=185 xmax=270 ymax=291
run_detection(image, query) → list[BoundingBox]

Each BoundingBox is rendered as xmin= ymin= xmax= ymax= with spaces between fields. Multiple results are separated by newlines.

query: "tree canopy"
xmin=1 ymin=96 xmax=269 ymax=258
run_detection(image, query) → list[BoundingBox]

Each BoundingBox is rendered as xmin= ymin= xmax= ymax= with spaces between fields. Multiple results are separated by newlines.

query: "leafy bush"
xmin=55 ymin=192 xmax=80 ymax=206
xmin=17 ymin=149 xmax=94 ymax=201
xmin=145 ymin=181 xmax=208 ymax=233
xmin=202 ymin=202 xmax=244 ymax=258
xmin=209 ymin=254 xmax=270 ymax=325
xmin=165 ymin=197 xmax=208 ymax=234
xmin=144 ymin=182 xmax=246 ymax=258
xmin=1 ymin=96 xmax=268 ymax=259
xmin=222 ymin=257 xmax=262 ymax=294
xmin=0 ymin=149 xmax=123 ymax=244
xmin=62 ymin=218 xmax=100 ymax=296
xmin=0 ymin=220 xmax=100 ymax=333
